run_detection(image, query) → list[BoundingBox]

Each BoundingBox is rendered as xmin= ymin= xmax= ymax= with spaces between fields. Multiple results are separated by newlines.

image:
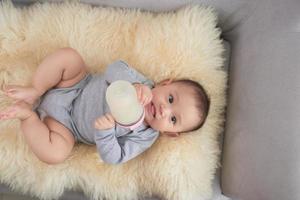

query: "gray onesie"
xmin=35 ymin=60 xmax=159 ymax=164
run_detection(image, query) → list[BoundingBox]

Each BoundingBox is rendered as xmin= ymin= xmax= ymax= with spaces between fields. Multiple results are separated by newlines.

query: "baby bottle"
xmin=105 ymin=80 xmax=145 ymax=130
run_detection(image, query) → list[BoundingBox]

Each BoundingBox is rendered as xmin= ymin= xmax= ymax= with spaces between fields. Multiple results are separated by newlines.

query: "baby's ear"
xmin=158 ymin=78 xmax=173 ymax=86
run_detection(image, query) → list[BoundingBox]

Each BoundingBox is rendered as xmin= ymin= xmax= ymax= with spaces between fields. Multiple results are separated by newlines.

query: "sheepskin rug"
xmin=0 ymin=1 xmax=227 ymax=200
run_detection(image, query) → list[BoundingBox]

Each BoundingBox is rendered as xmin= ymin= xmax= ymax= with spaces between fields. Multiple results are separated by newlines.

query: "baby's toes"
xmin=3 ymin=86 xmax=17 ymax=97
xmin=0 ymin=113 xmax=9 ymax=120
xmin=0 ymin=108 xmax=16 ymax=120
xmin=5 ymin=91 xmax=16 ymax=98
xmin=3 ymin=85 xmax=17 ymax=92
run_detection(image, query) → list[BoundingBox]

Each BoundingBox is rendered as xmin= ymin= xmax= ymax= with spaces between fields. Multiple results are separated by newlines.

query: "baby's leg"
xmin=4 ymin=47 xmax=87 ymax=104
xmin=22 ymin=116 xmax=75 ymax=164
xmin=0 ymin=101 xmax=75 ymax=164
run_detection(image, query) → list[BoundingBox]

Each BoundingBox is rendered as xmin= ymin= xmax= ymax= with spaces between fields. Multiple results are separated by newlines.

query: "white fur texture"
xmin=0 ymin=1 xmax=227 ymax=200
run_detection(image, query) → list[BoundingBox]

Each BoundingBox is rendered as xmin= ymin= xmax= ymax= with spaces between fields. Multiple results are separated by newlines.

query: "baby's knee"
xmin=39 ymin=152 xmax=69 ymax=165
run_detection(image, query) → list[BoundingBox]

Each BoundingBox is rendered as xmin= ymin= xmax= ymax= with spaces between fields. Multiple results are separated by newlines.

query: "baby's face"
xmin=144 ymin=81 xmax=201 ymax=135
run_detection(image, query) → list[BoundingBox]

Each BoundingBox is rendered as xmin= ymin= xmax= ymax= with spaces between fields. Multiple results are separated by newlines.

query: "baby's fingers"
xmin=94 ymin=119 xmax=110 ymax=130
xmin=94 ymin=114 xmax=115 ymax=130
xmin=141 ymin=92 xmax=151 ymax=105
xmin=143 ymin=96 xmax=150 ymax=106
xmin=94 ymin=117 xmax=106 ymax=127
xmin=94 ymin=118 xmax=103 ymax=128
xmin=136 ymin=85 xmax=142 ymax=102
xmin=143 ymin=92 xmax=153 ymax=106
xmin=105 ymin=113 xmax=115 ymax=122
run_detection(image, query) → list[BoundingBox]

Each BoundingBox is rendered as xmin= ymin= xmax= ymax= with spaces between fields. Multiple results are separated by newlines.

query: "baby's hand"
xmin=133 ymin=83 xmax=153 ymax=106
xmin=94 ymin=113 xmax=116 ymax=130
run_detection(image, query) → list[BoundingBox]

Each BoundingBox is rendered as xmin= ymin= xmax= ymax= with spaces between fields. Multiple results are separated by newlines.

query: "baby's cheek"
xmin=150 ymin=119 xmax=164 ymax=131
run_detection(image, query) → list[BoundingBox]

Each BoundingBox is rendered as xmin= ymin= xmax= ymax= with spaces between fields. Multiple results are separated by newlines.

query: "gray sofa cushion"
xmin=221 ymin=0 xmax=300 ymax=200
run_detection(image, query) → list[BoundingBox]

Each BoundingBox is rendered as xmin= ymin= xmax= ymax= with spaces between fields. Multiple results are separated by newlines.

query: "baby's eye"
xmin=168 ymin=94 xmax=174 ymax=103
xmin=171 ymin=116 xmax=177 ymax=124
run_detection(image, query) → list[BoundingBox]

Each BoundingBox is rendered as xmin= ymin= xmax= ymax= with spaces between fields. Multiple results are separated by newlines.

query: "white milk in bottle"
xmin=105 ymin=80 xmax=145 ymax=129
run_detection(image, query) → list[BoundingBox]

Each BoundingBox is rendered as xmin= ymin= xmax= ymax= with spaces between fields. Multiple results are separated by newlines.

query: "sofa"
xmin=1 ymin=0 xmax=299 ymax=200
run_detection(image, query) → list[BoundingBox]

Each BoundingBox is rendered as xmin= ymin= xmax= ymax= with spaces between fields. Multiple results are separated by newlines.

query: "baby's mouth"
xmin=151 ymin=102 xmax=156 ymax=118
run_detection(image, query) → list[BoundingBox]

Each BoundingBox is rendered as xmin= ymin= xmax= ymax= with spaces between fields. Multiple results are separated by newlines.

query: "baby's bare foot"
xmin=3 ymin=85 xmax=41 ymax=105
xmin=0 ymin=101 xmax=34 ymax=121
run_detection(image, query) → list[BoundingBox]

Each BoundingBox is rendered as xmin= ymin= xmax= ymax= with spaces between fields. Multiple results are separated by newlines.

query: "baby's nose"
xmin=159 ymin=104 xmax=170 ymax=118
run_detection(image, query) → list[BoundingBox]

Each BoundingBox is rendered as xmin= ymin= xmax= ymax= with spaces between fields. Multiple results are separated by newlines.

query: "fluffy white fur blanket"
xmin=0 ymin=1 xmax=227 ymax=200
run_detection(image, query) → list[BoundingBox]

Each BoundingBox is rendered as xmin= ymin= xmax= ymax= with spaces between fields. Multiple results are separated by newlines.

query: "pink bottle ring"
xmin=116 ymin=109 xmax=145 ymax=130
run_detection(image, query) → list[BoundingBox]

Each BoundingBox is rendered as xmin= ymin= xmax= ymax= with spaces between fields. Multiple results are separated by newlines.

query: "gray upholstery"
xmin=221 ymin=0 xmax=300 ymax=200
xmin=4 ymin=0 xmax=300 ymax=200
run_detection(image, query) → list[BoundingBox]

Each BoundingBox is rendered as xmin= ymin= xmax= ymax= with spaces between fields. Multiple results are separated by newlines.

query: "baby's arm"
xmin=93 ymin=82 xmax=155 ymax=164
xmin=94 ymin=125 xmax=158 ymax=164
xmin=133 ymin=83 xmax=153 ymax=106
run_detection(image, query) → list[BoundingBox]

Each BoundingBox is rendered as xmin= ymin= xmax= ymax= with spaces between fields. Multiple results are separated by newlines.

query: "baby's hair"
xmin=174 ymin=79 xmax=210 ymax=133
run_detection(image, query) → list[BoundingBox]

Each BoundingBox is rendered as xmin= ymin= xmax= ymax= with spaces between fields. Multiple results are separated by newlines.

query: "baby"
xmin=0 ymin=48 xmax=210 ymax=165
